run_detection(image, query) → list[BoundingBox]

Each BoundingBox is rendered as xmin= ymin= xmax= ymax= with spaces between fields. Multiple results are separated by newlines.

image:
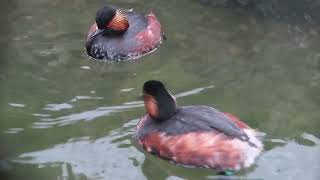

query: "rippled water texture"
xmin=1 ymin=0 xmax=320 ymax=179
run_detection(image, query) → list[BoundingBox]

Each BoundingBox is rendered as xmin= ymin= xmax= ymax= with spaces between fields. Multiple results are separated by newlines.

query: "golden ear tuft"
xmin=107 ymin=9 xmax=129 ymax=32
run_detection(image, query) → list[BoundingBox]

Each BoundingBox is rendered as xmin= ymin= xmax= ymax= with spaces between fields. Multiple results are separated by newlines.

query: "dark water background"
xmin=1 ymin=0 xmax=320 ymax=179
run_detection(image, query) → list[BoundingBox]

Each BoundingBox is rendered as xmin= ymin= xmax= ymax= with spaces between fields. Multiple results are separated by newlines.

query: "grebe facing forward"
xmin=86 ymin=6 xmax=163 ymax=61
xmin=136 ymin=80 xmax=263 ymax=172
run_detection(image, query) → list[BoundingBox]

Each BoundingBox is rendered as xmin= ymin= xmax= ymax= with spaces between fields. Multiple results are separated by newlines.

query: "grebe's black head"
xmin=95 ymin=6 xmax=116 ymax=30
xmin=95 ymin=6 xmax=129 ymax=33
xmin=143 ymin=80 xmax=177 ymax=121
xmin=143 ymin=80 xmax=167 ymax=97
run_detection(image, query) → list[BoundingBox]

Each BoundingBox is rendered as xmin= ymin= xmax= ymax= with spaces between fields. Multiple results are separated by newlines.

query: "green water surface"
xmin=1 ymin=0 xmax=320 ymax=179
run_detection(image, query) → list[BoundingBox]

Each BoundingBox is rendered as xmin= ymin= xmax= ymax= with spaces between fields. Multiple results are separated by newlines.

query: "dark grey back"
xmin=137 ymin=106 xmax=249 ymax=141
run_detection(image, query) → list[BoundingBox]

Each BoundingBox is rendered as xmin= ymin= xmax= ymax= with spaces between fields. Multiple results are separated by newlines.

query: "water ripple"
xmin=248 ymin=133 xmax=320 ymax=180
xmin=13 ymin=119 xmax=146 ymax=179
xmin=8 ymin=103 xmax=26 ymax=108
xmin=43 ymin=103 xmax=73 ymax=111
xmin=120 ymin=88 xmax=135 ymax=92
xmin=4 ymin=128 xmax=24 ymax=134
xmin=70 ymin=96 xmax=104 ymax=102
xmin=32 ymin=85 xmax=214 ymax=129
xmin=175 ymin=85 xmax=215 ymax=98
xmin=33 ymin=103 xmax=142 ymax=129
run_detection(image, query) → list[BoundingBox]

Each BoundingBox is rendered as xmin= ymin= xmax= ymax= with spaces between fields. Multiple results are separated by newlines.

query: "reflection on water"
xmin=248 ymin=133 xmax=320 ymax=180
xmin=1 ymin=0 xmax=320 ymax=179
xmin=11 ymin=128 xmax=320 ymax=179
xmin=43 ymin=103 xmax=73 ymax=111
xmin=14 ymin=119 xmax=146 ymax=179
xmin=30 ymin=85 xmax=214 ymax=129
xmin=8 ymin=103 xmax=26 ymax=108
xmin=4 ymin=128 xmax=24 ymax=134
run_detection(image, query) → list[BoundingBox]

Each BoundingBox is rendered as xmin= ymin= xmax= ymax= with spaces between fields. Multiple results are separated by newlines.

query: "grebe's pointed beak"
xmin=89 ymin=28 xmax=106 ymax=39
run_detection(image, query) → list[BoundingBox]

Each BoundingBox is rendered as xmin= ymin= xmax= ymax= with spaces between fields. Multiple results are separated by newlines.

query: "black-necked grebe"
xmin=136 ymin=80 xmax=263 ymax=172
xmin=86 ymin=6 xmax=163 ymax=61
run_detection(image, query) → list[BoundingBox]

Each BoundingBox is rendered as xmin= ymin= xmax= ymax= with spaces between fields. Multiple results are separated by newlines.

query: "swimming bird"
xmin=136 ymin=80 xmax=263 ymax=172
xmin=86 ymin=6 xmax=163 ymax=61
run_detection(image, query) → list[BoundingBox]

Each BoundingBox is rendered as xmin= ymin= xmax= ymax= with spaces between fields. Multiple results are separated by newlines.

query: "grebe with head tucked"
xmin=86 ymin=6 xmax=163 ymax=61
xmin=136 ymin=80 xmax=263 ymax=172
